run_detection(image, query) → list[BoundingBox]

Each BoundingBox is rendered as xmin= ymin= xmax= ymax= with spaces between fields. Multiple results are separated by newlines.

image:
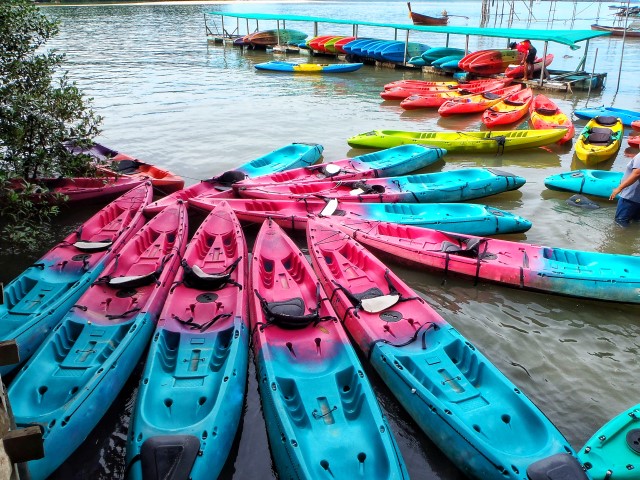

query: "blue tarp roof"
xmin=208 ymin=12 xmax=610 ymax=48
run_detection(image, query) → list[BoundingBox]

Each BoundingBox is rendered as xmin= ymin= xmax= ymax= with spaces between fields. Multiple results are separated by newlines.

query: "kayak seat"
xmin=440 ymin=238 xmax=486 ymax=258
xmin=593 ymin=115 xmax=618 ymax=127
xmin=107 ymin=271 xmax=158 ymax=289
xmin=535 ymin=107 xmax=557 ymax=116
xmin=527 ymin=453 xmax=589 ymax=480
xmin=181 ymin=257 xmax=242 ymax=291
xmin=584 ymin=127 xmax=613 ymax=145
xmin=216 ymin=170 xmax=247 ymax=185
xmin=458 ymin=89 xmax=473 ymax=95
xmin=349 ymin=182 xmax=385 ymax=195
xmin=482 ymin=92 xmax=501 ymax=100
xmin=73 ymin=240 xmax=112 ymax=252
xmin=259 ymin=296 xmax=320 ymax=329
xmin=140 ymin=435 xmax=200 ymax=480
xmin=110 ymin=159 xmax=141 ymax=175
xmin=504 ymin=98 xmax=525 ymax=106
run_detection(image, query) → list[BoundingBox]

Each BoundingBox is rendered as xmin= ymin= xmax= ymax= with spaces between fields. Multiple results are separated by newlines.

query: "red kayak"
xmin=505 ymin=54 xmax=554 ymax=79
xmin=464 ymin=49 xmax=523 ymax=75
xmin=528 ymin=94 xmax=575 ymax=144
xmin=482 ymin=87 xmax=534 ymax=127
xmin=400 ymin=79 xmax=510 ymax=110
xmin=437 ymin=84 xmax=522 ymax=116
xmin=332 ymin=36 xmax=357 ymax=53
xmin=629 ymin=136 xmax=640 ymax=148
xmin=631 ymin=120 xmax=640 ymax=131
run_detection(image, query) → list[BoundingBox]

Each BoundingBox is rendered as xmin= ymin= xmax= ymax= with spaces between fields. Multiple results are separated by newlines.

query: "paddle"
xmin=566 ymin=194 xmax=600 ymax=209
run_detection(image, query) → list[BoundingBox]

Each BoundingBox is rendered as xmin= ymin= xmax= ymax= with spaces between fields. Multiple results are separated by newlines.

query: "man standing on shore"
xmin=610 ymin=152 xmax=640 ymax=227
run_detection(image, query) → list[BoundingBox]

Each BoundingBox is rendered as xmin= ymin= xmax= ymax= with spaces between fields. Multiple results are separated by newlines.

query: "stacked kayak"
xmin=482 ymin=87 xmax=534 ymax=127
xmin=144 ymin=142 xmax=324 ymax=215
xmin=250 ymin=219 xmax=409 ymax=479
xmin=573 ymin=106 xmax=640 ymax=127
xmin=347 ymin=129 xmax=569 ymax=152
xmin=421 ymin=47 xmax=466 ymax=65
xmin=236 ymin=145 xmax=446 ymax=188
xmin=574 ymin=116 xmax=623 ymax=165
xmin=126 ymin=202 xmax=249 ymax=480
xmin=255 ymin=61 xmax=363 ymax=73
xmin=529 ymin=95 xmax=575 ymax=144
xmin=461 ymin=49 xmax=523 ymax=75
xmin=376 ymin=41 xmax=431 ymax=63
xmin=579 ymin=403 xmax=640 ymax=479
xmin=9 ymin=202 xmax=189 ymax=479
xmin=245 ymin=29 xmax=308 ymax=47
xmin=505 ymin=54 xmax=554 ymax=79
xmin=333 ymin=218 xmax=640 ymax=304
xmin=307 ymin=218 xmax=587 ymax=480
xmin=544 ymin=170 xmax=622 ymax=198
xmin=235 ymin=168 xmax=526 ymax=204
xmin=189 ymin=198 xmax=532 ymax=236
xmin=0 ymin=182 xmax=152 ymax=375
xmin=438 ymin=84 xmax=522 ymax=116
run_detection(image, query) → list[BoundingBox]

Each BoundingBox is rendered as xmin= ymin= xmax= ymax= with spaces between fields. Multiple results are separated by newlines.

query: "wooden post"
xmin=0 ymin=341 xmax=18 ymax=368
xmin=3 ymin=427 xmax=44 ymax=464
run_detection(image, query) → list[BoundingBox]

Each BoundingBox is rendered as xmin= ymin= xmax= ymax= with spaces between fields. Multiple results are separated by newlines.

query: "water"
xmin=3 ymin=1 xmax=640 ymax=478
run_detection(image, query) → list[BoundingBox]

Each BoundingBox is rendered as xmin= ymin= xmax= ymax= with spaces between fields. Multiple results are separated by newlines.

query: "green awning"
xmin=208 ymin=12 xmax=610 ymax=48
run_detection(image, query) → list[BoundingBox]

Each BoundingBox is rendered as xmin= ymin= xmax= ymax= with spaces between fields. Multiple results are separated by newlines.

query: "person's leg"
xmin=614 ymin=198 xmax=638 ymax=227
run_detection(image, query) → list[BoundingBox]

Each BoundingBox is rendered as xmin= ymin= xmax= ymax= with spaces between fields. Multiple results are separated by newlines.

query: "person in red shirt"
xmin=517 ymin=39 xmax=537 ymax=80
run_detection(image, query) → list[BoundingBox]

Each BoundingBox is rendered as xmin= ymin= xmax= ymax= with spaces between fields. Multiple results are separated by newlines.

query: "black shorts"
xmin=526 ymin=49 xmax=536 ymax=64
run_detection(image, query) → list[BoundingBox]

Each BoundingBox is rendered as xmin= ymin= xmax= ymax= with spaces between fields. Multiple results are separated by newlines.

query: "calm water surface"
xmin=3 ymin=1 xmax=640 ymax=478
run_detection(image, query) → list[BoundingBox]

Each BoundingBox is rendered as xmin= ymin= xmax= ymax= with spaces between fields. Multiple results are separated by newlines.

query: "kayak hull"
xmin=544 ymin=170 xmax=622 ymax=198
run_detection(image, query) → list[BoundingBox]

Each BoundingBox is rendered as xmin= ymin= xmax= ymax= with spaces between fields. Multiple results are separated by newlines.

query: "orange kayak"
xmin=400 ymin=79 xmax=511 ymax=110
xmin=528 ymin=94 xmax=575 ymax=144
xmin=437 ymin=84 xmax=523 ymax=116
xmin=482 ymin=87 xmax=534 ymax=127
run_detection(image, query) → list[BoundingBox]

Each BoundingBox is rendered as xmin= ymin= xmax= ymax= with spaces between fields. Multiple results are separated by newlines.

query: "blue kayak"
xmin=126 ymin=202 xmax=249 ymax=480
xmin=9 ymin=203 xmax=189 ymax=480
xmin=544 ymin=169 xmax=623 ymax=199
xmin=307 ymin=218 xmax=589 ymax=480
xmin=255 ymin=61 xmax=363 ymax=73
xmin=573 ymin=106 xmax=640 ymax=126
xmin=378 ymin=42 xmax=431 ymax=64
xmin=144 ymin=142 xmax=324 ymax=214
xmin=421 ymin=47 xmax=466 ymax=64
xmin=0 ymin=182 xmax=152 ymax=376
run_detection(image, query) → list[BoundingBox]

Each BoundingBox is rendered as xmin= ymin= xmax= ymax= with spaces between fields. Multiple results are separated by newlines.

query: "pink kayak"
xmin=333 ymin=217 xmax=640 ymax=304
xmin=236 ymin=145 xmax=445 ymax=189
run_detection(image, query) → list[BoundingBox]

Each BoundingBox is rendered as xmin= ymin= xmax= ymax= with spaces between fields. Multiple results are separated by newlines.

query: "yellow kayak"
xmin=574 ymin=116 xmax=623 ymax=165
xmin=347 ymin=128 xmax=568 ymax=153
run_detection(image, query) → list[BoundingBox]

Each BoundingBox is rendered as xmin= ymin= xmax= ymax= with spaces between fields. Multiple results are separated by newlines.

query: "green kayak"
xmin=579 ymin=403 xmax=640 ymax=479
xmin=347 ymin=128 xmax=568 ymax=153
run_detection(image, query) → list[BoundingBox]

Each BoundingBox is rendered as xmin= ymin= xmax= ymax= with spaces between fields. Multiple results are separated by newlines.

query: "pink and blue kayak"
xmin=10 ymin=202 xmax=189 ymax=480
xmin=333 ymin=217 xmax=640 ymax=304
xmin=0 ymin=182 xmax=153 ymax=376
xmin=236 ymin=144 xmax=446 ymax=189
xmin=126 ymin=201 xmax=249 ymax=480
xmin=188 ymin=197 xmax=532 ymax=236
xmin=235 ymin=168 xmax=526 ymax=203
xmin=306 ymin=217 xmax=588 ymax=480
xmin=144 ymin=142 xmax=324 ymax=215
xmin=250 ymin=219 xmax=408 ymax=479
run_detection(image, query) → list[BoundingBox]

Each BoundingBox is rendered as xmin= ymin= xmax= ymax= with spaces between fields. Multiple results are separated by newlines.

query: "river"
xmin=3 ymin=1 xmax=640 ymax=478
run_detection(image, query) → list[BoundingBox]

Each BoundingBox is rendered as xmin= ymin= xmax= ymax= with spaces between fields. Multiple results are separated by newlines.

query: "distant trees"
xmin=0 ymin=0 xmax=102 ymax=249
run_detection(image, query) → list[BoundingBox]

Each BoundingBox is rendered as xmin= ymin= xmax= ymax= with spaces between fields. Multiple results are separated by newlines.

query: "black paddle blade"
xmin=566 ymin=194 xmax=600 ymax=209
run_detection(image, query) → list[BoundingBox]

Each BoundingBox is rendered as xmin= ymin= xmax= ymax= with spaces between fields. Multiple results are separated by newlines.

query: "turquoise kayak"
xmin=125 ymin=202 xmax=249 ymax=480
xmin=9 ymin=202 xmax=188 ymax=480
xmin=250 ymin=219 xmax=408 ymax=479
xmin=255 ymin=61 xmax=363 ymax=73
xmin=307 ymin=218 xmax=589 ymax=480
xmin=579 ymin=403 xmax=640 ymax=479
xmin=573 ymin=106 xmax=640 ymax=126
xmin=0 ymin=182 xmax=152 ymax=376
xmin=544 ymin=169 xmax=622 ymax=199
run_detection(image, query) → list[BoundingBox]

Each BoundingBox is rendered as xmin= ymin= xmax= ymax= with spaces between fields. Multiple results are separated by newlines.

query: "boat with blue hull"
xmin=144 ymin=142 xmax=324 ymax=215
xmin=9 ymin=202 xmax=188 ymax=480
xmin=544 ymin=169 xmax=622 ymax=198
xmin=125 ymin=201 xmax=249 ymax=480
xmin=255 ymin=61 xmax=364 ymax=73
xmin=250 ymin=219 xmax=409 ymax=479
xmin=573 ymin=106 xmax=640 ymax=126
xmin=189 ymin=198 xmax=532 ymax=236
xmin=307 ymin=218 xmax=589 ymax=480
xmin=0 ymin=182 xmax=152 ymax=376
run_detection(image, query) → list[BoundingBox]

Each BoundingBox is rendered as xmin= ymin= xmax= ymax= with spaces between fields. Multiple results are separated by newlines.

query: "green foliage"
xmin=0 ymin=0 xmax=103 ymax=250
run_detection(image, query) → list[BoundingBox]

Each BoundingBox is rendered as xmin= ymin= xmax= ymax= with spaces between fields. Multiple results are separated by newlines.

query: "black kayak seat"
xmin=593 ymin=115 xmax=618 ymax=127
xmin=110 ymin=159 xmax=141 ymax=175
xmin=504 ymin=98 xmax=525 ymax=106
xmin=585 ymin=127 xmax=613 ymax=145
xmin=526 ymin=453 xmax=589 ymax=480
xmin=482 ymin=92 xmax=501 ymax=100
xmin=263 ymin=296 xmax=319 ymax=329
xmin=535 ymin=107 xmax=557 ymax=116
xmin=140 ymin=435 xmax=200 ymax=480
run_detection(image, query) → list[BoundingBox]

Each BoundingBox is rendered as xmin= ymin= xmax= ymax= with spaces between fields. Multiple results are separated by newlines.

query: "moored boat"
xmin=574 ymin=116 xmax=623 ymax=165
xmin=544 ymin=169 xmax=622 ymax=199
xmin=125 ymin=201 xmax=249 ymax=480
xmin=188 ymin=197 xmax=532 ymax=236
xmin=0 ymin=182 xmax=153 ymax=376
xmin=235 ymin=145 xmax=446 ymax=188
xmin=250 ymin=219 xmax=409 ymax=479
xmin=143 ymin=142 xmax=324 ymax=215
xmin=333 ymin=218 xmax=640 ymax=304
xmin=9 ymin=202 xmax=189 ymax=480
xmin=407 ymin=2 xmax=448 ymax=25
xmin=590 ymin=23 xmax=640 ymax=37
xmin=529 ymin=95 xmax=575 ymax=144
xmin=482 ymin=87 xmax=534 ymax=127
xmin=579 ymin=403 xmax=640 ymax=479
xmin=235 ymin=168 xmax=526 ymax=204
xmin=347 ymin=128 xmax=568 ymax=152
xmin=306 ymin=218 xmax=588 ymax=480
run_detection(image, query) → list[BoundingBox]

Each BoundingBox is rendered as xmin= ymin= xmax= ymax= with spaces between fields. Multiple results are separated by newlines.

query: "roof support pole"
xmin=404 ymin=30 xmax=410 ymax=64
xmin=314 ymin=21 xmax=318 ymax=37
xmin=539 ymin=40 xmax=548 ymax=87
xmin=395 ymin=28 xmax=399 ymax=41
xmin=246 ymin=18 xmax=249 ymax=35
xmin=576 ymin=38 xmax=589 ymax=71
xmin=464 ymin=34 xmax=469 ymax=55
xmin=277 ymin=20 xmax=281 ymax=46
xmin=445 ymin=33 xmax=450 ymax=47
xmin=614 ymin=0 xmax=631 ymax=96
